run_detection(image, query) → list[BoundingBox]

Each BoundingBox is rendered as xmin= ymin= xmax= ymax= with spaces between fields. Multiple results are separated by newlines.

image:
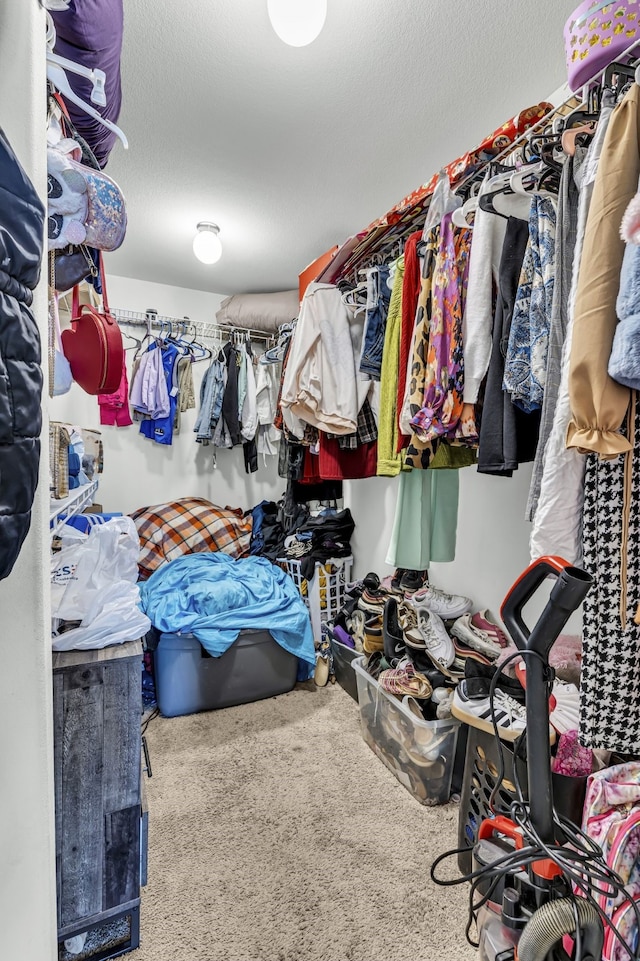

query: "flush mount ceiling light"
xmin=193 ymin=222 xmax=222 ymax=265
xmin=267 ymin=0 xmax=327 ymax=47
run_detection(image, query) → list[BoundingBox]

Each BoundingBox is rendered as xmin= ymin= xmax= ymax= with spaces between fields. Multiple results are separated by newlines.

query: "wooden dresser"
xmin=53 ymin=640 xmax=143 ymax=955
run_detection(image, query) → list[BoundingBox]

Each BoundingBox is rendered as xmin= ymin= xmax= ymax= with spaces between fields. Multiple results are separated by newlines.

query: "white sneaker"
xmin=451 ymin=681 xmax=527 ymax=741
xmin=411 ymin=584 xmax=473 ymax=619
xmin=549 ymin=681 xmax=580 ymax=735
xmin=451 ymin=613 xmax=502 ymax=660
xmin=417 ymin=609 xmax=456 ymax=668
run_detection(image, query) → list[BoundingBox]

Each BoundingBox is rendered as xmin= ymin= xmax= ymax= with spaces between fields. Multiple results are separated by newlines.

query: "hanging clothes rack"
xmin=322 ymin=37 xmax=640 ymax=288
xmin=113 ymin=308 xmax=276 ymax=346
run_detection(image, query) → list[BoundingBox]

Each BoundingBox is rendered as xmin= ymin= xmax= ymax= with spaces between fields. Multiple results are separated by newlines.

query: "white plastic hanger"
xmin=510 ymin=162 xmax=544 ymax=197
xmin=510 ymin=162 xmax=558 ymax=201
xmin=452 ymin=196 xmax=478 ymax=229
xmin=45 ymin=12 xmax=128 ymax=150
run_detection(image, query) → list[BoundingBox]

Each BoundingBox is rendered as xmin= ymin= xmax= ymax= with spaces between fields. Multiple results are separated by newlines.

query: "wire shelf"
xmin=113 ymin=308 xmax=277 ymax=345
xmin=50 ymin=479 xmax=99 ymax=537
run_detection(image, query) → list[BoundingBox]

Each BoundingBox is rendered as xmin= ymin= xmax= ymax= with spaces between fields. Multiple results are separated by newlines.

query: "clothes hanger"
xmin=604 ymin=61 xmax=638 ymax=93
xmin=478 ymin=170 xmax=517 ymax=219
xmin=452 ymin=195 xmax=478 ymax=229
xmin=122 ymin=328 xmax=142 ymax=352
xmin=46 ymin=12 xmax=105 ymax=108
xmin=132 ymin=308 xmax=157 ymax=360
xmin=561 ymin=121 xmax=597 ymax=157
xmin=45 ymin=12 xmax=129 ymax=150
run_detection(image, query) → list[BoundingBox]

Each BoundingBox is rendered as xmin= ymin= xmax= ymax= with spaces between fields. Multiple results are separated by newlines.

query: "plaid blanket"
xmin=130 ymin=497 xmax=252 ymax=580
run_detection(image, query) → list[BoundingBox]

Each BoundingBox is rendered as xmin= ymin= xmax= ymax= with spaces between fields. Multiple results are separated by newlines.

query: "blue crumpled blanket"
xmin=139 ymin=553 xmax=315 ymax=680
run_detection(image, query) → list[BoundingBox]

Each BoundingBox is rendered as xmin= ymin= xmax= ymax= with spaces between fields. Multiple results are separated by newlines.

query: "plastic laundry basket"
xmin=280 ymin=556 xmax=352 ymax=643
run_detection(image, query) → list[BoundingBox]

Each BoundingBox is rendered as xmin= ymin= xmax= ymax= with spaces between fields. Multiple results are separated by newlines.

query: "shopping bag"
xmin=51 ymin=516 xmax=150 ymax=650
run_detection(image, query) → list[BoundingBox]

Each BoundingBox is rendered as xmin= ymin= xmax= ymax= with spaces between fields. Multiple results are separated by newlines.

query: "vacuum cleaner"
xmin=432 ymin=556 xmax=640 ymax=961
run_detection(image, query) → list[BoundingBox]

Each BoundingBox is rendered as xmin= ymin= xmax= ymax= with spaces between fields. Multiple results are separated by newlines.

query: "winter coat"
xmin=0 ymin=127 xmax=45 ymax=580
xmin=609 ymin=229 xmax=640 ymax=390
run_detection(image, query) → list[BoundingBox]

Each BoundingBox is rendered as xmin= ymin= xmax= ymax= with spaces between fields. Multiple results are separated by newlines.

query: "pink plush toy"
xmin=621 ymin=191 xmax=640 ymax=246
xmin=496 ymin=634 xmax=582 ymax=686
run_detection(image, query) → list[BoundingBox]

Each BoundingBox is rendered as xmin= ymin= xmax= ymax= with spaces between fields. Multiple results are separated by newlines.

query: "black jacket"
xmin=0 ymin=127 xmax=45 ymax=580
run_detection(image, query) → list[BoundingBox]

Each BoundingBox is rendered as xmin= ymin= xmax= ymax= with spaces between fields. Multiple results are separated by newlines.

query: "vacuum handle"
xmin=500 ymin=556 xmax=593 ymax=654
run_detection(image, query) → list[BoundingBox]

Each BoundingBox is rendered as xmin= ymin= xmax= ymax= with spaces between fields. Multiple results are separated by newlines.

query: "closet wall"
xmin=51 ymin=274 xmax=282 ymax=515
xmin=0 ymin=4 xmax=58 ymax=961
xmin=345 ymin=467 xmax=540 ymax=619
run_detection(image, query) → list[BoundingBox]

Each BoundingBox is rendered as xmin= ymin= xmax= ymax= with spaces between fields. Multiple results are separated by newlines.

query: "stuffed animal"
xmin=621 ymin=190 xmax=640 ymax=245
xmin=47 ymin=142 xmax=88 ymax=250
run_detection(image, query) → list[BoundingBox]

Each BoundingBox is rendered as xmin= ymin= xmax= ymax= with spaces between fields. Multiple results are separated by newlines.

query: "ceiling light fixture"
xmin=267 ymin=0 xmax=327 ymax=47
xmin=193 ymin=222 xmax=222 ymax=265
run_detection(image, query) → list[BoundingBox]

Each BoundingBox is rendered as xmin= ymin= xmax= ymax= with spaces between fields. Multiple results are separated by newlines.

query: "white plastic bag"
xmin=51 ymin=517 xmax=150 ymax=650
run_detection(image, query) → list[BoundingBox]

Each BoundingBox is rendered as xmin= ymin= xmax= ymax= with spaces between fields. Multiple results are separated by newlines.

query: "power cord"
xmin=431 ymin=649 xmax=640 ymax=958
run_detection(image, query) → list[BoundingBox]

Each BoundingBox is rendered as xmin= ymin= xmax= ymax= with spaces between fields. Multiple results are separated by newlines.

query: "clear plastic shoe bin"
xmin=352 ymin=657 xmax=460 ymax=806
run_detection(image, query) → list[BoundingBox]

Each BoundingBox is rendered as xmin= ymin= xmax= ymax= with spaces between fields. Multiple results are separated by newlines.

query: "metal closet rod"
xmin=112 ymin=307 xmax=276 ymax=344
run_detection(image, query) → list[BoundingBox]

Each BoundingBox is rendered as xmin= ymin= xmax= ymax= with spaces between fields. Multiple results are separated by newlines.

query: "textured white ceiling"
xmin=104 ymin=0 xmax=576 ymax=295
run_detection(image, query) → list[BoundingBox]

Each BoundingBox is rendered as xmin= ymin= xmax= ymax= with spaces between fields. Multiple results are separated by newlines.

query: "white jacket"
xmin=529 ymin=99 xmax=615 ymax=564
xmin=281 ymin=283 xmax=367 ymax=434
xmin=462 ymin=181 xmax=530 ymax=403
xmin=241 ymin=349 xmax=258 ymax=442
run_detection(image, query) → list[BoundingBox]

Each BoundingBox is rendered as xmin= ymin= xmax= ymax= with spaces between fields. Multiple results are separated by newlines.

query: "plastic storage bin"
xmin=352 ymin=657 xmax=460 ymax=806
xmin=154 ymin=630 xmax=298 ymax=718
xmin=329 ymin=635 xmax=359 ymax=702
xmin=280 ymin=556 xmax=352 ymax=642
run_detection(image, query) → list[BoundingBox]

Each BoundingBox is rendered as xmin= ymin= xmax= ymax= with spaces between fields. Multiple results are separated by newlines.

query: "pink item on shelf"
xmin=551 ymin=730 xmax=593 ymax=778
xmin=564 ymin=2 xmax=640 ymax=93
xmin=98 ymin=354 xmax=133 ymax=427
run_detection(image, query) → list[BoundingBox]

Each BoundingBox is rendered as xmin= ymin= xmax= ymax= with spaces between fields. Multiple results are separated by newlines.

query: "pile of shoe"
xmin=323 ymin=569 xmax=566 ymax=745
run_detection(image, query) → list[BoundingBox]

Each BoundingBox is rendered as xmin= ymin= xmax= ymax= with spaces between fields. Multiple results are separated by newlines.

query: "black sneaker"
xmin=383 ymin=597 xmax=406 ymax=665
xmin=464 ymin=659 xmax=526 ymax=705
xmin=399 ymin=569 xmax=428 ymax=594
xmin=405 ymin=647 xmax=449 ymax=689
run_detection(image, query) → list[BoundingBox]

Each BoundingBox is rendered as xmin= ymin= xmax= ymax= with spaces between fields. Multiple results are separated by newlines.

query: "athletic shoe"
xmin=362 ymin=615 xmax=384 ymax=654
xmin=549 ymin=681 xmax=580 ymax=735
xmin=453 ymin=637 xmax=492 ymax=666
xmin=451 ymin=613 xmax=502 ymax=660
xmin=399 ymin=569 xmax=428 ymax=593
xmin=404 ymin=649 xmax=449 ymax=688
xmin=383 ymin=597 xmax=407 ymax=665
xmin=397 ymin=600 xmax=423 ymax=647
xmin=347 ymin=608 xmax=366 ymax=651
xmin=464 ymin=658 xmax=526 ymax=705
xmin=451 ymin=681 xmax=527 ymax=741
xmin=471 ymin=610 xmax=511 ymax=649
xmin=411 ymin=584 xmax=473 ymax=619
xmin=358 ymin=588 xmax=388 ymax=615
xmin=415 ymin=609 xmax=456 ymax=669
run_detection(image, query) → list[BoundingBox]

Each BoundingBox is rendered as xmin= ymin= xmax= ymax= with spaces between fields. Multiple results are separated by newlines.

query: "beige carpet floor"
xmin=130 ymin=682 xmax=476 ymax=961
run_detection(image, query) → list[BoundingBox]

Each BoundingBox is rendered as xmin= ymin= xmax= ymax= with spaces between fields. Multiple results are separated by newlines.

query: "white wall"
xmin=345 ymin=464 xmax=582 ymax=633
xmin=0 ymin=3 xmax=57 ymax=960
xmin=345 ymin=467 xmax=536 ymax=615
xmin=51 ymin=274 xmax=283 ymax=514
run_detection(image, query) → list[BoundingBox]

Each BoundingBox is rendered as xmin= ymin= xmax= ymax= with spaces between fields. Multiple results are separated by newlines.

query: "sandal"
xmin=378 ymin=661 xmax=432 ymax=699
